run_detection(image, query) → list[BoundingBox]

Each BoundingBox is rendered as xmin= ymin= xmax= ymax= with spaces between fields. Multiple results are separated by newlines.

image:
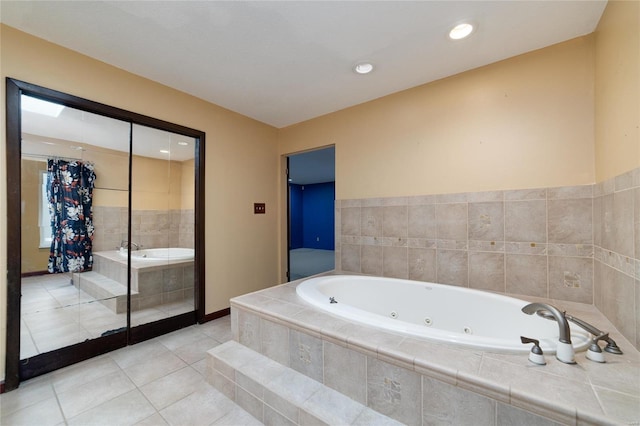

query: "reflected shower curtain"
xmin=47 ymin=159 xmax=96 ymax=273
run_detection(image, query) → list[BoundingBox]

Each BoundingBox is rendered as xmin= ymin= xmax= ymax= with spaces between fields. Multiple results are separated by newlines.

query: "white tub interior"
xmin=118 ymin=247 xmax=194 ymax=261
xmin=296 ymin=275 xmax=591 ymax=354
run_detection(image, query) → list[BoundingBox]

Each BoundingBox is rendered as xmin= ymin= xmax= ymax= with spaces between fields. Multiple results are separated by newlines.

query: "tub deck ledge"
xmin=230 ymin=273 xmax=640 ymax=425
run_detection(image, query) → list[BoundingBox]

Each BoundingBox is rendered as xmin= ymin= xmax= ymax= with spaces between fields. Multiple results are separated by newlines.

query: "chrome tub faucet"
xmin=534 ymin=309 xmax=623 ymax=362
xmin=522 ymin=302 xmax=576 ymax=364
xmin=119 ymin=240 xmax=140 ymax=250
xmin=563 ymin=314 xmax=622 ymax=355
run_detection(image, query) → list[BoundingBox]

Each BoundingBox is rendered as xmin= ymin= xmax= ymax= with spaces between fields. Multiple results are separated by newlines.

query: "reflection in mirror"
xmin=129 ymin=124 xmax=195 ymax=327
xmin=20 ymin=95 xmax=130 ymax=358
xmin=7 ymin=80 xmax=203 ymax=389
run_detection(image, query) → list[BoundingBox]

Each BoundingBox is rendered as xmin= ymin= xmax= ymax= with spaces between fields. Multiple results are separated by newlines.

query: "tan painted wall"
xmin=22 ymin=133 xmax=143 ymax=209
xmin=20 ymin=160 xmax=50 ymax=273
xmin=181 ymin=159 xmax=196 ymax=210
xmin=276 ymin=2 xmax=639 ymax=279
xmin=132 ymin=156 xmax=186 ymax=210
xmin=277 ymin=35 xmax=598 ymax=283
xmin=21 ymin=132 xmax=194 ymax=210
xmin=594 ymin=0 xmax=640 ymax=181
xmin=279 ymin=36 xmax=596 ymax=200
xmin=19 ymin=156 xmax=195 ymax=273
xmin=0 ymin=25 xmax=279 ymax=382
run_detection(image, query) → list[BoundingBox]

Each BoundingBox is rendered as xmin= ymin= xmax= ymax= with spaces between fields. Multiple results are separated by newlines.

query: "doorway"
xmin=5 ymin=79 xmax=205 ymax=390
xmin=287 ymin=147 xmax=335 ymax=281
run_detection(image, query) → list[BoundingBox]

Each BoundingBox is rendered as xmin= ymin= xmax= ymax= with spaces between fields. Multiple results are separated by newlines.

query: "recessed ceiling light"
xmin=160 ymin=149 xmax=170 ymax=154
xmin=177 ymin=142 xmax=189 ymax=146
xmin=449 ymin=23 xmax=474 ymax=40
xmin=21 ymin=95 xmax=65 ymax=117
xmin=353 ymin=62 xmax=374 ymax=75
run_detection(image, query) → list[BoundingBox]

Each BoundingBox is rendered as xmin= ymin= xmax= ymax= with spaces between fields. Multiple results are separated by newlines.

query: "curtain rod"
xmin=22 ymin=153 xmax=84 ymax=162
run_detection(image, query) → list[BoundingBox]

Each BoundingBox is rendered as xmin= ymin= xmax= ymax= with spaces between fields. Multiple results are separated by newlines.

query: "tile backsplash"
xmin=593 ymin=167 xmax=639 ymax=349
xmin=92 ymin=207 xmax=194 ymax=252
xmin=336 ymin=167 xmax=639 ymax=349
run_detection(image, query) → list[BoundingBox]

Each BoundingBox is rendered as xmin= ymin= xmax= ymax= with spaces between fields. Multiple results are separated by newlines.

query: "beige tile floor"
xmin=21 ymin=274 xmax=194 ymax=358
xmin=1 ymin=316 xmax=262 ymax=426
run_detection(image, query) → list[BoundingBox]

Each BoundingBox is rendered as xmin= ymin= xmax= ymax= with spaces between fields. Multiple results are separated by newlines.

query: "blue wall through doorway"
xmin=290 ymin=182 xmax=335 ymax=250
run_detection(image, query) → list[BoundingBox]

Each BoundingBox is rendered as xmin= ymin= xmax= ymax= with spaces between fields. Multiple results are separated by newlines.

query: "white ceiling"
xmin=1 ymin=1 xmax=607 ymax=129
xmin=289 ymin=146 xmax=335 ymax=185
xmin=21 ymin=95 xmax=197 ymax=161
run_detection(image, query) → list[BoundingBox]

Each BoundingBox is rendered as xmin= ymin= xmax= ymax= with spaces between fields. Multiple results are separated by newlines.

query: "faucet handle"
xmin=586 ymin=332 xmax=608 ymax=363
xmin=604 ymin=340 xmax=623 ymax=355
xmin=521 ymin=336 xmax=546 ymax=365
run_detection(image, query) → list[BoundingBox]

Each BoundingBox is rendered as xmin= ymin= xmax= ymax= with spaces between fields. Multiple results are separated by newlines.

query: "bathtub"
xmin=296 ymin=275 xmax=591 ymax=354
xmin=90 ymin=249 xmax=194 ymax=313
xmin=118 ymin=247 xmax=194 ymax=261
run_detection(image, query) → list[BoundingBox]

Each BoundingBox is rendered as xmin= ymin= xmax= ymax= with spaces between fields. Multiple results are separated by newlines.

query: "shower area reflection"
xmin=19 ymin=96 xmax=196 ymax=359
xmin=88 ymin=123 xmax=196 ymax=326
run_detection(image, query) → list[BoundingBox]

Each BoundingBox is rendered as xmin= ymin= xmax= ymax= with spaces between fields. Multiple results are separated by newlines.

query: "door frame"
xmin=285 ymin=146 xmax=336 ymax=282
xmin=4 ymin=78 xmax=206 ymax=390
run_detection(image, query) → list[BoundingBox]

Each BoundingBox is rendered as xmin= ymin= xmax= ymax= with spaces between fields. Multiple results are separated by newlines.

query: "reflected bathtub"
xmin=296 ymin=275 xmax=591 ymax=354
xmin=91 ymin=248 xmax=194 ymax=313
xmin=118 ymin=247 xmax=194 ymax=261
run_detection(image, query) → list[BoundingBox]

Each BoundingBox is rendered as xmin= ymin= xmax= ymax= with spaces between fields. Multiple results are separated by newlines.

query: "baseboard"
xmin=202 ymin=307 xmax=230 ymax=323
xmin=21 ymin=270 xmax=49 ymax=278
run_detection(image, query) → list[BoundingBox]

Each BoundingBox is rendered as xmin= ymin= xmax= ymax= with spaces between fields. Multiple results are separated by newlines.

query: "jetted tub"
xmin=296 ymin=275 xmax=591 ymax=354
xmin=91 ymin=248 xmax=194 ymax=313
xmin=118 ymin=247 xmax=194 ymax=261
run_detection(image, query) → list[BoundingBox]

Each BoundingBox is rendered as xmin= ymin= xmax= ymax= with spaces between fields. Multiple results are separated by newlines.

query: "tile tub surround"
xmin=92 ymin=207 xmax=195 ymax=253
xmin=91 ymin=250 xmax=194 ymax=312
xmin=231 ymin=279 xmax=640 ymax=425
xmin=593 ymin=168 xmax=640 ymax=351
xmin=207 ymin=340 xmax=404 ymax=425
xmin=336 ymin=166 xmax=640 ymax=350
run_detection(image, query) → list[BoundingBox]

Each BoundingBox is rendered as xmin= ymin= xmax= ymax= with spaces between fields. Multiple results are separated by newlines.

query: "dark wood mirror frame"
xmin=4 ymin=78 xmax=206 ymax=391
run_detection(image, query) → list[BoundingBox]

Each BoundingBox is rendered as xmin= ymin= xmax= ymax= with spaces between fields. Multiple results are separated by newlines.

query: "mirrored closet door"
xmin=5 ymin=79 xmax=205 ymax=390
xmin=129 ymin=124 xmax=196 ymax=328
xmin=20 ymin=97 xmax=131 ymax=359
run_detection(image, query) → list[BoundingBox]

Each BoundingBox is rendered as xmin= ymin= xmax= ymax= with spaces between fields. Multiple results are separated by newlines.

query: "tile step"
xmin=207 ymin=340 xmax=402 ymax=426
xmin=72 ymin=271 xmax=138 ymax=314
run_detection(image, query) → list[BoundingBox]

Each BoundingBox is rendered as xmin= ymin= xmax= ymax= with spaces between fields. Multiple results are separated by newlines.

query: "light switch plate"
xmin=254 ymin=203 xmax=266 ymax=214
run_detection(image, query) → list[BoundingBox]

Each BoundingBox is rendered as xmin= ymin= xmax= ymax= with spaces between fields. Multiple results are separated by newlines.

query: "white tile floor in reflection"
xmin=1 ymin=316 xmax=262 ymax=425
xmin=21 ymin=274 xmax=194 ymax=358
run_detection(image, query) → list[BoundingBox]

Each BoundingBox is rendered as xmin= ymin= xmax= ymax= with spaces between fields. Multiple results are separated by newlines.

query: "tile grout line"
xmin=50 ymin=380 xmax=70 ymax=426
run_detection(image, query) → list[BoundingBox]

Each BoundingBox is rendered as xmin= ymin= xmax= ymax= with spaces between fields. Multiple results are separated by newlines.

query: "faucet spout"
xmin=522 ymin=303 xmax=571 ymax=343
xmin=120 ymin=240 xmax=140 ymax=250
xmin=522 ymin=302 xmax=575 ymax=364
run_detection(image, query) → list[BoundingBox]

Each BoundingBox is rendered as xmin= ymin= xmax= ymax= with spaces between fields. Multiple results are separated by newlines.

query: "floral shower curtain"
xmin=47 ymin=159 xmax=96 ymax=273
